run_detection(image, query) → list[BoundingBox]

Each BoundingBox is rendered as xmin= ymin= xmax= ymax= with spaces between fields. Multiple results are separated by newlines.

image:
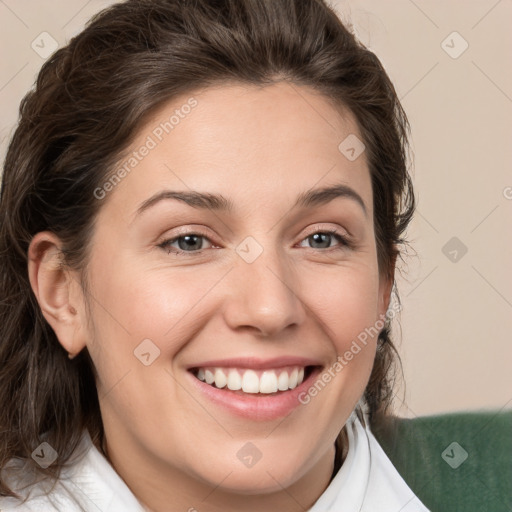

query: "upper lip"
xmin=187 ymin=356 xmax=323 ymax=371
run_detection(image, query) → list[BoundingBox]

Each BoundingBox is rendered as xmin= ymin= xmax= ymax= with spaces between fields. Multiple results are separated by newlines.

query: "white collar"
xmin=1 ymin=412 xmax=430 ymax=511
xmin=309 ymin=408 xmax=430 ymax=511
xmin=0 ymin=432 xmax=146 ymax=512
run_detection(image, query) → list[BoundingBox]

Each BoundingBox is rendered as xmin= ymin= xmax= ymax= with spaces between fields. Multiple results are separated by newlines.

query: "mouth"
xmin=189 ymin=365 xmax=318 ymax=395
xmin=186 ymin=362 xmax=324 ymax=421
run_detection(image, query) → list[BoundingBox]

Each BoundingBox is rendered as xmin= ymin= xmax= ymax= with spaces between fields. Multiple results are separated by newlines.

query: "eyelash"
xmin=158 ymin=228 xmax=353 ymax=256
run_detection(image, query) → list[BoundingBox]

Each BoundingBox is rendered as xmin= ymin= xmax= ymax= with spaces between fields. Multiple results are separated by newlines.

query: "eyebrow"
xmin=135 ymin=183 xmax=367 ymax=218
xmin=296 ymin=184 xmax=367 ymax=217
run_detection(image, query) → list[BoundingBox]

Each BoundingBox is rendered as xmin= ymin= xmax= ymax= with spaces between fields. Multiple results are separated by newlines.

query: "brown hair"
xmin=0 ymin=0 xmax=413 ymax=500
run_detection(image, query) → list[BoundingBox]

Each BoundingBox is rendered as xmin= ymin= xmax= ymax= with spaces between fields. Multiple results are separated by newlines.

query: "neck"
xmin=98 ymin=433 xmax=338 ymax=512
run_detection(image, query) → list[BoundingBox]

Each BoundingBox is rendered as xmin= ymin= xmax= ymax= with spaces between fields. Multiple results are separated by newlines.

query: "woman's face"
xmin=67 ymin=82 xmax=392 ymax=506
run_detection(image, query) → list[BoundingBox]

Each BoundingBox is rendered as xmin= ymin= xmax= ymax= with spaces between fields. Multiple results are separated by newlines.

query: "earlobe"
xmin=27 ymin=232 xmax=87 ymax=357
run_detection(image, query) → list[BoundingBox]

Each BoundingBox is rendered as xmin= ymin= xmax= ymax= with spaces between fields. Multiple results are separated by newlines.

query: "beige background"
xmin=0 ymin=0 xmax=511 ymax=419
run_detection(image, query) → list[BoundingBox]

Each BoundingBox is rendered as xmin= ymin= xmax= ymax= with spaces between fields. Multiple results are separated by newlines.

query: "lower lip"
xmin=186 ymin=367 xmax=323 ymax=421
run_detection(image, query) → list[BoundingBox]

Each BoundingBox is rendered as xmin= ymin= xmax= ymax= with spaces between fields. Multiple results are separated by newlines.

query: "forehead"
xmin=101 ymin=81 xmax=372 ymax=220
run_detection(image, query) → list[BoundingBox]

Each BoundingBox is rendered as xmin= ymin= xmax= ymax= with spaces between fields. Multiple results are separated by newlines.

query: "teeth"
xmin=205 ymin=369 xmax=215 ymax=385
xmin=227 ymin=369 xmax=242 ymax=391
xmin=259 ymin=371 xmax=278 ymax=394
xmin=289 ymin=368 xmax=298 ymax=389
xmin=214 ymin=368 xmax=227 ymax=389
xmin=242 ymin=370 xmax=260 ymax=393
xmin=194 ymin=366 xmax=308 ymax=394
xmin=277 ymin=371 xmax=289 ymax=391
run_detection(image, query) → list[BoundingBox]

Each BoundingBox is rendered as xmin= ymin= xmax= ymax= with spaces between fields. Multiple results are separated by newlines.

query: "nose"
xmin=222 ymin=247 xmax=306 ymax=337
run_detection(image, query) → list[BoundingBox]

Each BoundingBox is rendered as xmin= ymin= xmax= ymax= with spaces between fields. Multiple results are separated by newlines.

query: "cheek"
xmin=84 ymin=258 xmax=215 ymax=355
xmin=301 ymin=265 xmax=381 ymax=392
xmin=291 ymin=265 xmax=380 ymax=441
xmin=303 ymin=264 xmax=381 ymax=342
xmin=82 ymin=264 xmax=211 ymax=418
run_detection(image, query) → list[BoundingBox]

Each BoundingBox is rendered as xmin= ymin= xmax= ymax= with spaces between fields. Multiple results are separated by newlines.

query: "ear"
xmin=27 ymin=231 xmax=88 ymax=358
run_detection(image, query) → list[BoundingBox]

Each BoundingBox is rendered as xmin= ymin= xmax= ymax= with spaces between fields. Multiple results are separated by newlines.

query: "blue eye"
xmin=159 ymin=233 xmax=213 ymax=255
xmin=299 ymin=230 xmax=351 ymax=250
xmin=158 ymin=229 xmax=352 ymax=256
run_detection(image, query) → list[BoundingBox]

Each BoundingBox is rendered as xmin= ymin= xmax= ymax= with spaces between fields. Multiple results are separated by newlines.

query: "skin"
xmin=28 ymin=82 xmax=393 ymax=512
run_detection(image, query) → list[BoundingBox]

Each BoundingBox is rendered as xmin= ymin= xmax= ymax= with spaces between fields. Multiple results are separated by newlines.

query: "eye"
xmin=298 ymin=229 xmax=352 ymax=251
xmin=158 ymin=232 xmax=214 ymax=255
xmin=158 ymin=227 xmax=352 ymax=256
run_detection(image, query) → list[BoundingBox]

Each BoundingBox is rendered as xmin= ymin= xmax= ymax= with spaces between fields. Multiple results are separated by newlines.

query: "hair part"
xmin=0 ymin=0 xmax=413 ymax=500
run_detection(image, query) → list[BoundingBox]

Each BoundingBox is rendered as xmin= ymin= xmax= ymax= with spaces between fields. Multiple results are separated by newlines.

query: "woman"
xmin=0 ymin=0 xmax=428 ymax=510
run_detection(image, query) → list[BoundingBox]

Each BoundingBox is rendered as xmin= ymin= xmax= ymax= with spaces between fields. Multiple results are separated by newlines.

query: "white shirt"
xmin=0 ymin=410 xmax=430 ymax=512
xmin=309 ymin=409 xmax=430 ymax=511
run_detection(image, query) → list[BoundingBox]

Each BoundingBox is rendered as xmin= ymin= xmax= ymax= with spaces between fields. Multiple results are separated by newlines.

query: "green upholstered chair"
xmin=373 ymin=410 xmax=512 ymax=512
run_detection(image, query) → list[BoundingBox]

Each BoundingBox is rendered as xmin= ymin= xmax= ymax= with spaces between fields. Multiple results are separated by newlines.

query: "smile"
xmin=186 ymin=362 xmax=323 ymax=421
xmin=191 ymin=366 xmax=310 ymax=394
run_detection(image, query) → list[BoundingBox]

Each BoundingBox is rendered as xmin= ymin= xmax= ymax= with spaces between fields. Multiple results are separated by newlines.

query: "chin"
xmin=205 ymin=467 xmax=302 ymax=496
